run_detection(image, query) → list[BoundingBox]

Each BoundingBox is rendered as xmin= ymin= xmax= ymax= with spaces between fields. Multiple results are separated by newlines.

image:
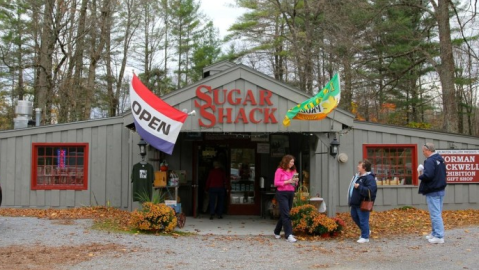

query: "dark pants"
xmin=209 ymin=187 xmax=226 ymax=216
xmin=274 ymin=191 xmax=295 ymax=238
xmin=350 ymin=205 xmax=370 ymax=239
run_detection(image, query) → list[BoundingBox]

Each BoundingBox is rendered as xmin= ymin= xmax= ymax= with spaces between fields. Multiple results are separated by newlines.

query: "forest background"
xmin=0 ymin=0 xmax=478 ymax=136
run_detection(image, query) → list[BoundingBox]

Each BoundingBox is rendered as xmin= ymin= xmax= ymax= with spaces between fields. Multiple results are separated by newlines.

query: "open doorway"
xmin=193 ymin=140 xmax=260 ymax=216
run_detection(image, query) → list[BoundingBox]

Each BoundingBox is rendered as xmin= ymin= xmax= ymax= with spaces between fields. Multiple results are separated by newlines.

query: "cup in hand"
xmin=417 ymin=164 xmax=424 ymax=173
xmin=292 ymin=173 xmax=299 ymax=185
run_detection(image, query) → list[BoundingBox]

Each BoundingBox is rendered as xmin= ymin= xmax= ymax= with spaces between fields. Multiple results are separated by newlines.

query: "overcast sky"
xmin=199 ymin=0 xmax=247 ymax=39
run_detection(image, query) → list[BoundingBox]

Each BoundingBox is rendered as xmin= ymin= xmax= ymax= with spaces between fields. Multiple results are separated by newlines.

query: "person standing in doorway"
xmin=348 ymin=159 xmax=377 ymax=243
xmin=273 ymin=154 xmax=299 ymax=243
xmin=205 ymin=160 xmax=227 ymax=220
xmin=418 ymin=142 xmax=447 ymax=244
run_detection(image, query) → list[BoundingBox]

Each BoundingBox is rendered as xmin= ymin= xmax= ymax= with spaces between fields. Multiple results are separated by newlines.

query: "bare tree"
xmin=430 ymin=0 xmax=458 ymax=133
xmin=58 ymin=0 xmax=89 ymax=123
xmin=82 ymin=0 xmax=110 ymax=120
xmin=109 ymin=0 xmax=140 ymax=116
xmin=36 ymin=0 xmax=56 ymax=124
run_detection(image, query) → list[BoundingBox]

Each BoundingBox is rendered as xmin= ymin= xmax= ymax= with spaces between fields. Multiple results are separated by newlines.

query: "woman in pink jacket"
xmin=273 ymin=154 xmax=299 ymax=243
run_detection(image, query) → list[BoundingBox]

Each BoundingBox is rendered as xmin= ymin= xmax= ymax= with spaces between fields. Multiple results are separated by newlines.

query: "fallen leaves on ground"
xmin=332 ymin=208 xmax=479 ymax=240
xmin=0 ymin=243 xmax=130 ymax=270
xmin=0 ymin=206 xmax=133 ymax=232
xmin=1 ymin=206 xmax=479 ymax=240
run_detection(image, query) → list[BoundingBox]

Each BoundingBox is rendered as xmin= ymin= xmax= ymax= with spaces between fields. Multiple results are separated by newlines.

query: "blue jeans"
xmin=208 ymin=187 xmax=225 ymax=216
xmin=350 ymin=206 xmax=370 ymax=239
xmin=426 ymin=194 xmax=445 ymax=238
xmin=274 ymin=191 xmax=295 ymax=238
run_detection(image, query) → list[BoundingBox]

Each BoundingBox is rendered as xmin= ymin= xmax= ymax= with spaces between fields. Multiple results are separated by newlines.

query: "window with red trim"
xmin=363 ymin=144 xmax=418 ymax=186
xmin=31 ymin=143 xmax=89 ymax=190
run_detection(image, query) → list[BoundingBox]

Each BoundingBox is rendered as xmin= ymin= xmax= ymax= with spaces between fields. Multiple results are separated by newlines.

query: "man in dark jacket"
xmin=418 ymin=142 xmax=447 ymax=244
xmin=348 ymin=159 xmax=377 ymax=243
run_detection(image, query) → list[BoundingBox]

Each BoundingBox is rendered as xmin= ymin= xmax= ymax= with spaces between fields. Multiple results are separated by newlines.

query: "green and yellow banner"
xmin=282 ymin=73 xmax=341 ymax=127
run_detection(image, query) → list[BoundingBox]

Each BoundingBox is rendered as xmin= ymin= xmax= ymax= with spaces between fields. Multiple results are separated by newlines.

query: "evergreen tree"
xmin=188 ymin=21 xmax=222 ymax=82
xmin=168 ymin=0 xmax=202 ymax=88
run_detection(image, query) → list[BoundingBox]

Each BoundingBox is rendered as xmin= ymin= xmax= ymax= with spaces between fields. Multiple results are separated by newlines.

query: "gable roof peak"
xmin=202 ymin=61 xmax=236 ymax=78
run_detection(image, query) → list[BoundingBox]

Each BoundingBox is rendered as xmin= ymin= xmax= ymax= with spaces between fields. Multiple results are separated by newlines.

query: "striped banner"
xmin=130 ymin=74 xmax=187 ymax=155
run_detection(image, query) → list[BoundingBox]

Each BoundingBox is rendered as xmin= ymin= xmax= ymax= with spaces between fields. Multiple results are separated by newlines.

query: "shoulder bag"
xmin=360 ymin=189 xmax=374 ymax=212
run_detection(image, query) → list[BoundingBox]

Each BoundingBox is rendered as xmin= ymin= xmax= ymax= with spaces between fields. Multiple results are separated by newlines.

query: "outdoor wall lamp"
xmin=330 ymin=138 xmax=340 ymax=157
xmin=137 ymin=138 xmax=147 ymax=159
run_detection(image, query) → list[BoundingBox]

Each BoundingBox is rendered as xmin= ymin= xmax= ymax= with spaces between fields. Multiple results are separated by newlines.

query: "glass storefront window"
xmin=363 ymin=144 xmax=419 ymax=186
xmin=32 ymin=143 xmax=89 ymax=190
xmin=230 ymin=148 xmax=255 ymax=204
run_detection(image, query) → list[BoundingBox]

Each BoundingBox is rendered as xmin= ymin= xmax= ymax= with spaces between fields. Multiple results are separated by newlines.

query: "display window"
xmin=363 ymin=144 xmax=419 ymax=186
xmin=31 ymin=143 xmax=89 ymax=190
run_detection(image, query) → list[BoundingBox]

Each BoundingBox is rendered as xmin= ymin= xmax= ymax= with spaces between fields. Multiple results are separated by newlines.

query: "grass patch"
xmin=92 ymin=218 xmax=136 ymax=234
xmin=91 ymin=217 xmax=196 ymax=236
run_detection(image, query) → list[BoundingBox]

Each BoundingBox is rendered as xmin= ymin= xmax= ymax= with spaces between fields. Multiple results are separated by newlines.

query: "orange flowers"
xmin=290 ymin=204 xmax=345 ymax=237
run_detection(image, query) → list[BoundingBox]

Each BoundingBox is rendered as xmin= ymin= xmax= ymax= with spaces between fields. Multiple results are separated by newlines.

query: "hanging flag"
xmin=282 ymin=73 xmax=341 ymax=127
xmin=130 ymin=74 xmax=188 ymax=155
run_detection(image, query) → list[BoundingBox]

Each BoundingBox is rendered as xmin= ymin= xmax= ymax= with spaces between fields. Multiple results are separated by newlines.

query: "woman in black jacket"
xmin=347 ymin=159 xmax=377 ymax=243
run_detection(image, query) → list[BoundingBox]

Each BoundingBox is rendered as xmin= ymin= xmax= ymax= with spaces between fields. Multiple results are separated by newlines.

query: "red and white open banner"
xmin=130 ymin=74 xmax=187 ymax=155
xmin=437 ymin=150 xmax=479 ymax=184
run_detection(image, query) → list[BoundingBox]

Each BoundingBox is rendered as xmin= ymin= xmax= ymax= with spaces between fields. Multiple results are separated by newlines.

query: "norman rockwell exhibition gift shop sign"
xmin=437 ymin=150 xmax=479 ymax=183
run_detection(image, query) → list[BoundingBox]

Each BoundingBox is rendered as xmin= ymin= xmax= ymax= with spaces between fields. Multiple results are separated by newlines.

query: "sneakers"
xmin=425 ymin=234 xmax=444 ymax=243
xmin=274 ymin=233 xmax=281 ymax=239
xmin=359 ymin=231 xmax=372 ymax=239
xmin=209 ymin=215 xmax=214 ymax=220
xmin=428 ymin=237 xmax=444 ymax=244
xmin=357 ymin=238 xmax=369 ymax=243
xmin=286 ymin=235 xmax=297 ymax=243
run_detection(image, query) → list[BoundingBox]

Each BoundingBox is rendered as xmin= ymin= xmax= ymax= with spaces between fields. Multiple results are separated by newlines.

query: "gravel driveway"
xmin=0 ymin=216 xmax=477 ymax=270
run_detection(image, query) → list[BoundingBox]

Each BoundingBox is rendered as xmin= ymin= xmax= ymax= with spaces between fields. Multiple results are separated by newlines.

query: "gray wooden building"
xmin=1 ymin=61 xmax=478 ymax=218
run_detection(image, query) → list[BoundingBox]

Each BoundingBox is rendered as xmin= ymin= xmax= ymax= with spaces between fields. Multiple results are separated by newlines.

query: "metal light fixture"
xmin=330 ymin=138 xmax=340 ymax=157
xmin=137 ymin=138 xmax=147 ymax=159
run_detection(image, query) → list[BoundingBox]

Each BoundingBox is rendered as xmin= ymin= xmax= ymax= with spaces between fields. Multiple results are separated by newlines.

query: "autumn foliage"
xmin=332 ymin=207 xmax=479 ymax=241
xmin=130 ymin=202 xmax=177 ymax=233
xmin=2 ymin=206 xmax=479 ymax=240
xmin=291 ymin=204 xmax=345 ymax=237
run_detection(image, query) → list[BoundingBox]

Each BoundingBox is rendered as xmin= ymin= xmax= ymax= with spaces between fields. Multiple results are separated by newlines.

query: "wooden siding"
xmin=333 ymin=122 xmax=479 ymax=213
xmin=160 ymin=65 xmax=353 ymax=134
xmin=2 ymin=62 xmax=478 ymax=215
xmin=0 ymin=117 xmax=132 ymax=209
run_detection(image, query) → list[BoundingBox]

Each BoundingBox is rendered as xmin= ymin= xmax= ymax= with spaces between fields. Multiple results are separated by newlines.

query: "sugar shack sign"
xmin=437 ymin=150 xmax=479 ymax=184
xmin=194 ymin=85 xmax=278 ymax=128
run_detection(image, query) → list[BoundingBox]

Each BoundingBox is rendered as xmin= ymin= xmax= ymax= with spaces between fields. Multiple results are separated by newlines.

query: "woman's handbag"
xmin=360 ymin=189 xmax=374 ymax=212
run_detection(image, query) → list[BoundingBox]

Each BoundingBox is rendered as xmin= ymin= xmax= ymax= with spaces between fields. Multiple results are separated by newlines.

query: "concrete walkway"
xmin=176 ymin=214 xmax=278 ymax=235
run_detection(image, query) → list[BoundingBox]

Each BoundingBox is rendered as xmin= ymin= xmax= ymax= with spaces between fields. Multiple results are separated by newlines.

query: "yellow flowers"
xmin=131 ymin=202 xmax=177 ymax=233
